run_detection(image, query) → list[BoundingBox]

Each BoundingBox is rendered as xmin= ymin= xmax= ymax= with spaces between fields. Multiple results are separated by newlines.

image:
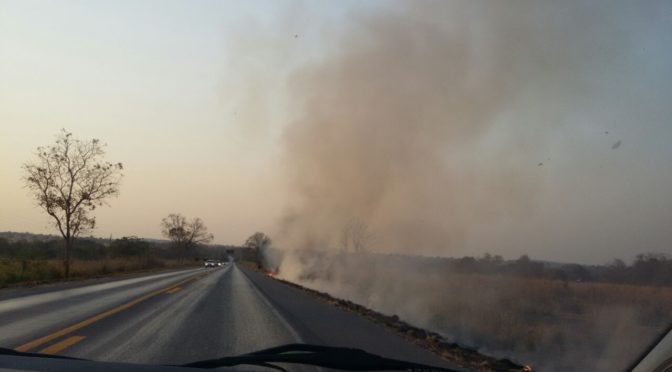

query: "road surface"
xmin=0 ymin=263 xmax=457 ymax=370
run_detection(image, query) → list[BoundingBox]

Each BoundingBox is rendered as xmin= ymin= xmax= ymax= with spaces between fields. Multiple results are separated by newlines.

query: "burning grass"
xmin=273 ymin=253 xmax=672 ymax=371
xmin=260 ymin=270 xmax=526 ymax=371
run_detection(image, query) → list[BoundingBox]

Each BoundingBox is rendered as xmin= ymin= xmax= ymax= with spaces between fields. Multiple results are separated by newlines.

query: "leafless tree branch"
xmin=22 ymin=129 xmax=123 ymax=277
xmin=161 ymin=214 xmax=213 ymax=260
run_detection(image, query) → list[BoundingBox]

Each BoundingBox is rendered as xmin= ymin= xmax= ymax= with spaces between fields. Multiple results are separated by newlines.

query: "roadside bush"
xmin=0 ymin=257 xmax=196 ymax=287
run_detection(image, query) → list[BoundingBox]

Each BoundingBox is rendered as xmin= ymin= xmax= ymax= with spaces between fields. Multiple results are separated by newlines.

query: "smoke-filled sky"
xmin=1 ymin=0 xmax=671 ymax=264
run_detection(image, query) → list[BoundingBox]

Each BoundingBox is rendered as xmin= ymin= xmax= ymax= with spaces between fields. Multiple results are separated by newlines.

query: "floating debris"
xmin=611 ymin=140 xmax=622 ymax=149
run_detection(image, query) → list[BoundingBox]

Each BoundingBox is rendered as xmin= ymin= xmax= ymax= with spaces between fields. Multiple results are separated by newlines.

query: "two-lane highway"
xmin=0 ymin=263 xmax=457 ymax=369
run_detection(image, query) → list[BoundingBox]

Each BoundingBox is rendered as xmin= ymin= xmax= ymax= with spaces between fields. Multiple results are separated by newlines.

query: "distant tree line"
xmin=17 ymin=131 xmax=224 ymax=278
xmin=0 ymin=235 xmax=236 ymax=262
xmin=280 ymin=249 xmax=672 ymax=288
xmin=443 ymin=253 xmax=672 ymax=287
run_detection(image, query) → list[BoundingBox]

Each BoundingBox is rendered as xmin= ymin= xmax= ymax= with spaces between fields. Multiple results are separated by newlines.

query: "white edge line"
xmin=233 ymin=264 xmax=305 ymax=343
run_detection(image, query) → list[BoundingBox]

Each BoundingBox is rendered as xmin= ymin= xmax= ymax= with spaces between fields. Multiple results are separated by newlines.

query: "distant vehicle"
xmin=204 ymin=260 xmax=217 ymax=268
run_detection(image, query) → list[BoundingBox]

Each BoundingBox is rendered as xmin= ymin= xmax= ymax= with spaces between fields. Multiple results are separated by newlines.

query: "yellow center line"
xmin=15 ymin=272 xmax=206 ymax=352
xmin=165 ymin=286 xmax=181 ymax=294
xmin=39 ymin=335 xmax=85 ymax=355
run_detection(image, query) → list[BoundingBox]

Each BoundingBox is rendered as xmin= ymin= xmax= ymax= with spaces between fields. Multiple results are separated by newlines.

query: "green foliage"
xmin=0 ymin=238 xmax=60 ymax=260
xmin=110 ymin=236 xmax=149 ymax=258
xmin=0 ymin=259 xmax=64 ymax=285
xmin=0 ymin=232 xmax=234 ymax=286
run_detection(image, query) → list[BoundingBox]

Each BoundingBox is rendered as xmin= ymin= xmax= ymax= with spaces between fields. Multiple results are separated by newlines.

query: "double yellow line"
xmin=15 ymin=273 xmax=204 ymax=354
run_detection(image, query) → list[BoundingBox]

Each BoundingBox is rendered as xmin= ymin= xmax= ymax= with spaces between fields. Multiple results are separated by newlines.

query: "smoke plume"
xmin=262 ymin=1 xmax=670 ymax=370
xmin=276 ymin=1 xmax=615 ymax=254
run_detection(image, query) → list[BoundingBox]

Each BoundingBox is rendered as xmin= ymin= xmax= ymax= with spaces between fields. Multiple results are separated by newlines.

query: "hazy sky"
xmin=1 ymin=1 xmax=671 ymax=264
xmin=0 ymin=0 xmax=360 ymax=243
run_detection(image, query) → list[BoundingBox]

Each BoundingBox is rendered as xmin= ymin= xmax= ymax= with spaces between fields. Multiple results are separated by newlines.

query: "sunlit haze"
xmin=1 ymin=0 xmax=671 ymax=264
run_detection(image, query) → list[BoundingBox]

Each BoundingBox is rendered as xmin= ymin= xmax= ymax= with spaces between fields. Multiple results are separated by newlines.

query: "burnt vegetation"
xmin=267 ymin=250 xmax=672 ymax=371
xmin=269 ymin=274 xmax=527 ymax=372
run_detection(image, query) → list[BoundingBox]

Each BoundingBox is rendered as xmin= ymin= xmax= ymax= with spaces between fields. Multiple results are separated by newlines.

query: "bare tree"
xmin=340 ymin=219 xmax=371 ymax=253
xmin=244 ymin=232 xmax=271 ymax=269
xmin=22 ymin=130 xmax=123 ymax=277
xmin=161 ymin=213 xmax=213 ymax=260
xmin=244 ymin=232 xmax=271 ymax=250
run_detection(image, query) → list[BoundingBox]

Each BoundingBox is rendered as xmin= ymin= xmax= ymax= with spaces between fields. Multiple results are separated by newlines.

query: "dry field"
xmin=0 ymin=258 xmax=197 ymax=286
xmin=284 ymin=255 xmax=672 ymax=371
xmin=422 ymin=273 xmax=671 ymax=371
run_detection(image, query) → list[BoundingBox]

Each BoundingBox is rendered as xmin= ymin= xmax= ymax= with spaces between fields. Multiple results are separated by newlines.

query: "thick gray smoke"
xmin=265 ymin=1 xmax=671 ymax=370
xmin=276 ymin=1 xmax=649 ymax=255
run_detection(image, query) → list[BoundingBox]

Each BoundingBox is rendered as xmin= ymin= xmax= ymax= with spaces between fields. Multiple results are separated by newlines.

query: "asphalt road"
xmin=0 ymin=263 xmax=457 ymax=370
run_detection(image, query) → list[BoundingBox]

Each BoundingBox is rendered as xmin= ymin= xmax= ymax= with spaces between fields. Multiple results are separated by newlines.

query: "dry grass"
xmin=0 ymin=258 xmax=198 ymax=287
xmin=271 ymin=274 xmax=527 ymax=371
xmin=288 ymin=259 xmax=672 ymax=371
xmin=420 ymin=273 xmax=672 ymax=371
